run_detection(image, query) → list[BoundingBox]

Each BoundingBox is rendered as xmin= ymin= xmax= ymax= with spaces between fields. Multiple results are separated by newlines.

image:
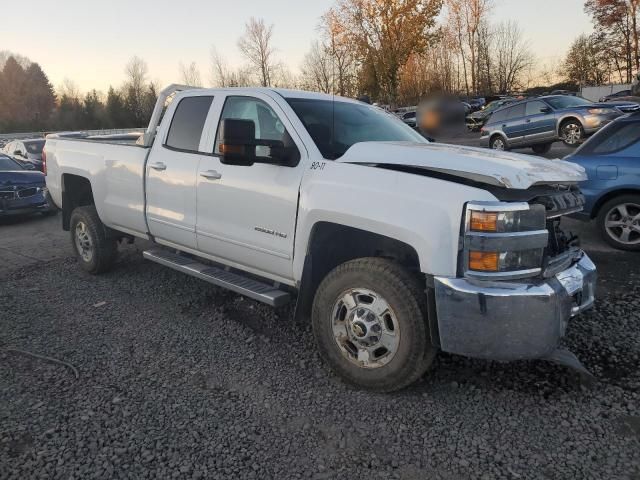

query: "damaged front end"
xmin=432 ymin=188 xmax=597 ymax=376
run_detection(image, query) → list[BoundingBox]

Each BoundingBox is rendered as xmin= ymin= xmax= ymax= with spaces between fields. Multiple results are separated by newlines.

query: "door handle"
xmin=149 ymin=162 xmax=167 ymax=171
xmin=200 ymin=170 xmax=222 ymax=180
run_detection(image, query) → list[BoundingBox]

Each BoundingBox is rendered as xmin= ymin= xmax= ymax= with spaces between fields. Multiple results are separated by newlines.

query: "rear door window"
xmin=165 ymin=96 xmax=214 ymax=152
xmin=579 ymin=122 xmax=640 ymax=155
xmin=508 ymin=104 xmax=526 ymax=120
xmin=489 ymin=108 xmax=509 ymax=124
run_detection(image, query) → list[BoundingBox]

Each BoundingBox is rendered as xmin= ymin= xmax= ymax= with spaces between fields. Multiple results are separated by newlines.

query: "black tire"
xmin=490 ymin=135 xmax=508 ymax=151
xmin=311 ymin=258 xmax=436 ymax=392
xmin=69 ymin=205 xmax=118 ymax=274
xmin=531 ymin=143 xmax=552 ymax=155
xmin=560 ymin=119 xmax=584 ymax=147
xmin=596 ymin=194 xmax=640 ymax=251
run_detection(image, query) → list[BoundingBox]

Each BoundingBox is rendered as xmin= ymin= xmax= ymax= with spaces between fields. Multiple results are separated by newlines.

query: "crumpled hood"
xmin=336 ymin=142 xmax=586 ymax=189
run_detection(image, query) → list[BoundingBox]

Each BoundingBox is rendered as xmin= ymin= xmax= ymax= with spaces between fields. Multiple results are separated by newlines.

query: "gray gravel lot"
xmin=1 ymin=201 xmax=639 ymax=478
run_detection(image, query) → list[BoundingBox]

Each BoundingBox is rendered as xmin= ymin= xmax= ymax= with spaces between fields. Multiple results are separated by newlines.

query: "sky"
xmin=2 ymin=0 xmax=593 ymax=93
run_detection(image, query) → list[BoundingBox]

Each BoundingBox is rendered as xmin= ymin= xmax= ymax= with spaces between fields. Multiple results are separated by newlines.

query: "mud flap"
xmin=544 ymin=348 xmax=596 ymax=383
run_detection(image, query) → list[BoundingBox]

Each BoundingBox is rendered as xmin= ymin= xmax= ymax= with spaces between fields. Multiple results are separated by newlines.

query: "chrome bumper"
xmin=433 ymin=253 xmax=596 ymax=361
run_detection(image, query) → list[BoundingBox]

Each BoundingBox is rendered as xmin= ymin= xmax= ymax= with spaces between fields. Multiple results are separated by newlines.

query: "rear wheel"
xmin=560 ymin=120 xmax=584 ymax=147
xmin=70 ymin=206 xmax=118 ymax=274
xmin=596 ymin=195 xmax=640 ymax=251
xmin=490 ymin=135 xmax=508 ymax=151
xmin=531 ymin=143 xmax=552 ymax=155
xmin=312 ymin=258 xmax=436 ymax=392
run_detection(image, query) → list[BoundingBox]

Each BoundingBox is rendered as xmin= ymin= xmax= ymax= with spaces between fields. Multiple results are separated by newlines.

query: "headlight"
xmin=464 ymin=202 xmax=547 ymax=280
xmin=587 ymin=108 xmax=610 ymax=115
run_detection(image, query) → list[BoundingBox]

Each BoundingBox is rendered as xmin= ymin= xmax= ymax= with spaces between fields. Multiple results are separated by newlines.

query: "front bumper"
xmin=433 ymin=252 xmax=596 ymax=361
xmin=0 ymin=192 xmax=49 ymax=216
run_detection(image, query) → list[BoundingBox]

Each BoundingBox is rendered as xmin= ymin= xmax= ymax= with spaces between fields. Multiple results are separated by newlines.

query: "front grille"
xmin=531 ymin=187 xmax=584 ymax=276
xmin=17 ymin=187 xmax=38 ymax=198
xmin=0 ymin=190 xmax=15 ymax=200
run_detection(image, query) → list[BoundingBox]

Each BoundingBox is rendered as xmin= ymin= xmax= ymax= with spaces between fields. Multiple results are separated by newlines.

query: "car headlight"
xmin=464 ymin=202 xmax=548 ymax=280
xmin=587 ymin=108 xmax=610 ymax=115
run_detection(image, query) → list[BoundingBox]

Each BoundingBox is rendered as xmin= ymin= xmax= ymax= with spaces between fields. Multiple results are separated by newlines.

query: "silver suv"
xmin=480 ymin=95 xmax=624 ymax=153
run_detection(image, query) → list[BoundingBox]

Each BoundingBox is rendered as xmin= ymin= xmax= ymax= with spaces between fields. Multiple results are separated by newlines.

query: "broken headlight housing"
xmin=463 ymin=202 xmax=548 ymax=280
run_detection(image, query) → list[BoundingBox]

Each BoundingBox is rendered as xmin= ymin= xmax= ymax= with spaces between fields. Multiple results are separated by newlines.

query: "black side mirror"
xmin=219 ymin=119 xmax=257 ymax=166
xmin=14 ymin=150 xmax=23 ymax=157
xmin=219 ymin=118 xmax=299 ymax=167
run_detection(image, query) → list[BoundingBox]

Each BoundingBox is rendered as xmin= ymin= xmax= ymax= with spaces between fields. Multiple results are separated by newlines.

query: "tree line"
xmin=0 ymin=53 xmax=158 ymax=134
xmin=1 ymin=0 xmax=638 ymax=134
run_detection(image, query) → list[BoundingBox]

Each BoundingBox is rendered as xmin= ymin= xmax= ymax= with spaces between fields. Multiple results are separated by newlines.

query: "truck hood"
xmin=337 ymin=142 xmax=586 ymax=189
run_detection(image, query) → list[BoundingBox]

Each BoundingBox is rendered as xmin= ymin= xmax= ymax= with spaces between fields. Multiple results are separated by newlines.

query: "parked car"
xmin=599 ymin=90 xmax=632 ymax=102
xmin=481 ymin=95 xmax=624 ymax=152
xmin=2 ymin=138 xmax=46 ymax=171
xmin=565 ymin=112 xmax=640 ymax=250
xmin=0 ymin=153 xmax=53 ymax=217
xmin=605 ymin=100 xmax=640 ymax=114
xmin=466 ymin=97 xmax=516 ymax=132
xmin=400 ymin=110 xmax=417 ymax=128
xmin=550 ymin=90 xmax=578 ymax=96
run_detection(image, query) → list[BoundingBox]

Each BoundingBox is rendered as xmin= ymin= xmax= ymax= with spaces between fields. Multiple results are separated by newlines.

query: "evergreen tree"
xmin=24 ymin=63 xmax=56 ymax=130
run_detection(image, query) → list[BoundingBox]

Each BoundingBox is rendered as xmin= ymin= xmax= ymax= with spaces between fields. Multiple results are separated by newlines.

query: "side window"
xmin=526 ymin=101 xmax=547 ymax=116
xmin=490 ymin=108 xmax=509 ymax=124
xmin=582 ymin=123 xmax=640 ymax=155
xmin=508 ymin=104 xmax=526 ymax=119
xmin=165 ymin=96 xmax=214 ymax=152
xmin=214 ymin=96 xmax=298 ymax=161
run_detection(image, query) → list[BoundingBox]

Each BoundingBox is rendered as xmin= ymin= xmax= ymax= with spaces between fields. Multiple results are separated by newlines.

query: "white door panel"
xmin=195 ymin=93 xmax=305 ymax=280
xmin=146 ymin=149 xmax=200 ymax=248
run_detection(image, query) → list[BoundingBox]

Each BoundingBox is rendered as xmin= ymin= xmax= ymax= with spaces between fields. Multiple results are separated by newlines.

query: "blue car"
xmin=565 ymin=112 xmax=640 ymax=250
xmin=0 ymin=154 xmax=53 ymax=217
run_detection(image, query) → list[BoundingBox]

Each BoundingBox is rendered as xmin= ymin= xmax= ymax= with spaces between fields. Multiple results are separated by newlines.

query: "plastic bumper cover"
xmin=433 ymin=252 xmax=596 ymax=361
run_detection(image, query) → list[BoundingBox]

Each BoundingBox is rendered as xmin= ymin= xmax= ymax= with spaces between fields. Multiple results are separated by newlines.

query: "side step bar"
xmin=143 ymin=249 xmax=291 ymax=307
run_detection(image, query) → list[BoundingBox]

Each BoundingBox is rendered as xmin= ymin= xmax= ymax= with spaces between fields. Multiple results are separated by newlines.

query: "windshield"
xmin=0 ymin=155 xmax=22 ymax=171
xmin=545 ymin=96 xmax=592 ymax=109
xmin=24 ymin=140 xmax=45 ymax=154
xmin=286 ymin=98 xmax=427 ymax=159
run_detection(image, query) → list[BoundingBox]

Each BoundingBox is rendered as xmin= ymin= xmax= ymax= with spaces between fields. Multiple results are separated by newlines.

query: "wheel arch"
xmin=61 ymin=174 xmax=95 ymax=230
xmin=557 ymin=116 xmax=582 ymax=136
xmin=293 ymin=222 xmax=423 ymax=323
xmin=591 ymin=188 xmax=640 ymax=219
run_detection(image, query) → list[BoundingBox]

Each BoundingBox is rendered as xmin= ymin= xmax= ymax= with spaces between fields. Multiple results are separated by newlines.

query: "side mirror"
xmin=218 ymin=118 xmax=298 ymax=167
xmin=541 ymin=106 xmax=552 ymax=113
xmin=218 ymin=119 xmax=257 ymax=166
xmin=14 ymin=150 xmax=23 ymax=157
xmin=24 ymin=163 xmax=36 ymax=170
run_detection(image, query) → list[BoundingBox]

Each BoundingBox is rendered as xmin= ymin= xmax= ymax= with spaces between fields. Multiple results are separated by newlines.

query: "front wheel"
xmin=596 ymin=195 xmax=640 ymax=251
xmin=311 ymin=258 xmax=436 ymax=392
xmin=70 ymin=206 xmax=118 ymax=274
xmin=560 ymin=120 xmax=584 ymax=147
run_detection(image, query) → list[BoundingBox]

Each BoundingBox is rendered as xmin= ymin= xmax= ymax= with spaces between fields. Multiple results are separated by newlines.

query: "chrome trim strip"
xmin=147 ymin=216 xmax=196 ymax=233
xmin=465 ymin=229 xmax=548 ymax=251
xmin=466 ymin=201 xmax=531 ymax=212
xmin=196 ymin=229 xmax=291 ymax=260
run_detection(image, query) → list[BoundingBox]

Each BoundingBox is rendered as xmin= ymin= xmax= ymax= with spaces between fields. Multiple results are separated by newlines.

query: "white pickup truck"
xmin=45 ymin=85 xmax=597 ymax=391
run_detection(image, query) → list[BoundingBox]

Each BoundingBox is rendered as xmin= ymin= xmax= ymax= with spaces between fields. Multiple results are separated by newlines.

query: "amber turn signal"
xmin=470 ymin=211 xmax=498 ymax=232
xmin=469 ymin=251 xmax=499 ymax=271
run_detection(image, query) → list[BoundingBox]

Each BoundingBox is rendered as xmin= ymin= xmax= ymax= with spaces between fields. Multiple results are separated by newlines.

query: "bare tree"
xmin=210 ymin=46 xmax=253 ymax=87
xmin=493 ymin=21 xmax=534 ymax=93
xmin=179 ymin=61 xmax=202 ymax=87
xmin=237 ymin=17 xmax=277 ymax=87
xmin=300 ymin=42 xmax=333 ymax=93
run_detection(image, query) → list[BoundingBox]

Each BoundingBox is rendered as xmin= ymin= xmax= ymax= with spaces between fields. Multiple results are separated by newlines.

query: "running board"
xmin=143 ymin=249 xmax=291 ymax=307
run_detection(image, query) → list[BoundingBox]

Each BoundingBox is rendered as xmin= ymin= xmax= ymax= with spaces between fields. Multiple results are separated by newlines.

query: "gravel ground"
xmin=1 ymin=214 xmax=639 ymax=480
